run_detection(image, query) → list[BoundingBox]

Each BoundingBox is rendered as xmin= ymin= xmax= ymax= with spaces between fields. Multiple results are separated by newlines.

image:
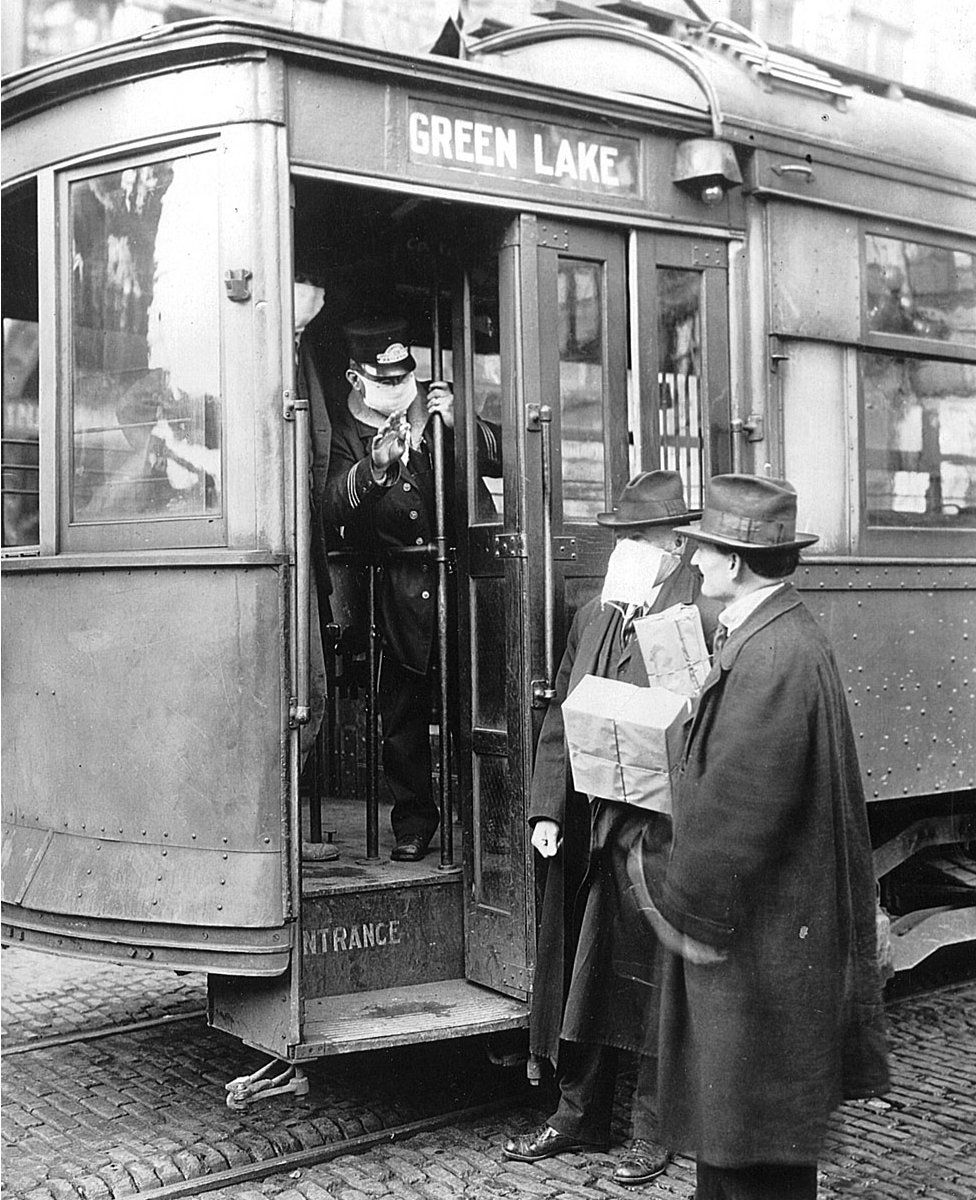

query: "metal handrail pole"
xmin=365 ymin=560 xmax=380 ymax=860
xmin=430 ymin=282 xmax=454 ymax=869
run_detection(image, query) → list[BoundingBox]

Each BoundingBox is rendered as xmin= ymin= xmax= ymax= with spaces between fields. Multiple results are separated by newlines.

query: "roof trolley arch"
xmin=469 ymin=21 xmax=725 ymax=137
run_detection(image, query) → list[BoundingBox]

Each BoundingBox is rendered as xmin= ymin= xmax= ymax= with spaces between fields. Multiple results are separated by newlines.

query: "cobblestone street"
xmin=2 ymin=948 xmax=975 ymax=1199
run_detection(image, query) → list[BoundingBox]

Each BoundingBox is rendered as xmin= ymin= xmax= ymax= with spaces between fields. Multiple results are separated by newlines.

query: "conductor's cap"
xmin=345 ymin=317 xmax=417 ymax=379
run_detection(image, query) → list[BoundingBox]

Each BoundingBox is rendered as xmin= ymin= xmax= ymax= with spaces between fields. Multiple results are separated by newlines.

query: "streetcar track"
xmin=99 ymin=1095 xmax=529 ymax=1199
xmin=1 ymin=1008 xmax=208 ymax=1056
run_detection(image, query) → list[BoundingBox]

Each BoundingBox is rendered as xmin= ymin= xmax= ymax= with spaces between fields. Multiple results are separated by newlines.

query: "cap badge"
xmin=376 ymin=342 xmax=410 ymax=365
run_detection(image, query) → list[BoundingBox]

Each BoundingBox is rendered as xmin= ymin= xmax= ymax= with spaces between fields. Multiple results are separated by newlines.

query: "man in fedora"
xmin=321 ymin=316 xmax=501 ymax=861
xmin=504 ymin=471 xmax=719 ymax=1185
xmin=625 ymin=474 xmax=890 ymax=1199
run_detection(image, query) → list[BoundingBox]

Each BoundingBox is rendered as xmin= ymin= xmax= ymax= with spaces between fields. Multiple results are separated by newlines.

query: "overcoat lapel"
xmin=685 ymin=584 xmax=804 ymax=750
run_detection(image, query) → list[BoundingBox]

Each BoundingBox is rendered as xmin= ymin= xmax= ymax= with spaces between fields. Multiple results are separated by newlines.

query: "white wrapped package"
xmin=634 ymin=603 xmax=711 ymax=697
xmin=562 ymin=674 xmax=690 ymax=813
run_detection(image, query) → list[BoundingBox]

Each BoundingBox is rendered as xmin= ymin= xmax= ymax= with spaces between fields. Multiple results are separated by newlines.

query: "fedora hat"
xmin=596 ymin=471 xmax=701 ymax=529
xmin=674 ymin=474 xmax=818 ymax=550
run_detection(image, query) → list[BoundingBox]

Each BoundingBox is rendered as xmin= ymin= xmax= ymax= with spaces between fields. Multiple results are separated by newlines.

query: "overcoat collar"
xmin=686 ymin=583 xmax=804 ymax=742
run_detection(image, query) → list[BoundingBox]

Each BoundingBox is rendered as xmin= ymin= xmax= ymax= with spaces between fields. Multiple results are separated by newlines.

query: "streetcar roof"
xmin=2 ymin=15 xmax=974 ymax=190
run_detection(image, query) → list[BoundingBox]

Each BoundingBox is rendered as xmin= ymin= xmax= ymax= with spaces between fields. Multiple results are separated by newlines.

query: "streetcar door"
xmin=530 ymin=224 xmax=732 ymax=640
xmin=457 ymin=217 xmax=730 ymax=999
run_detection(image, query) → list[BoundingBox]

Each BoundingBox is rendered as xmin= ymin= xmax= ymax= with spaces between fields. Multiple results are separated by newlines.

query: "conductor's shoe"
xmin=391 ymin=834 xmax=430 ymax=862
xmin=503 ymin=1124 xmax=589 ymax=1162
xmin=612 ymin=1138 xmax=672 ymax=1185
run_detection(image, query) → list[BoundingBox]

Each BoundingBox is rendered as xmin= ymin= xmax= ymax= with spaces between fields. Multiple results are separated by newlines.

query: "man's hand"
xmin=426 ymin=381 xmax=454 ymax=429
xmin=370 ymin=413 xmax=409 ymax=477
xmin=530 ymin=819 xmax=562 ymax=859
xmin=641 ymin=899 xmax=727 ymax=966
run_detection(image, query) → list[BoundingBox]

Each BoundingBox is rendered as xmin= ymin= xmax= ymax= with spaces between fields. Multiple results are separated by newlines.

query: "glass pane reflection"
xmin=866 ymin=236 xmax=975 ymax=347
xmin=863 ymin=352 xmax=976 ymax=527
xmin=472 ymin=576 xmax=507 ymax=730
xmin=70 ymin=154 xmax=221 ymax=524
xmin=559 ymin=260 xmax=606 ymax=521
xmin=2 ymin=182 xmax=40 ymax=549
xmin=657 ymin=268 xmax=704 ymax=510
xmin=474 ymin=754 xmax=511 ymax=912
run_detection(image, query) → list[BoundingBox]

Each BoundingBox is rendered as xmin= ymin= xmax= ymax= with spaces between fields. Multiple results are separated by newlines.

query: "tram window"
xmin=863 ymin=354 xmax=976 ymax=528
xmin=2 ymin=180 xmax=40 ymax=550
xmin=471 ymin=302 xmax=503 ymax=522
xmin=866 ymin=236 xmax=975 ymax=348
xmin=472 ymin=576 xmax=507 ymax=729
xmin=657 ymin=269 xmax=704 ymax=510
xmin=473 ymin=754 xmax=512 ymax=910
xmin=69 ymin=152 xmax=221 ymax=528
xmin=558 ymin=260 xmax=606 ymax=521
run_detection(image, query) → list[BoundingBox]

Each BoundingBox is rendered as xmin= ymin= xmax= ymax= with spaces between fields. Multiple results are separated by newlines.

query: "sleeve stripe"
xmin=479 ymin=420 xmax=498 ymax=462
xmin=347 ymin=463 xmax=360 ymax=509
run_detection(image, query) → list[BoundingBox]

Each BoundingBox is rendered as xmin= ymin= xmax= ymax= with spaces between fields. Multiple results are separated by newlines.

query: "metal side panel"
xmin=1 ymin=564 xmax=290 ymax=959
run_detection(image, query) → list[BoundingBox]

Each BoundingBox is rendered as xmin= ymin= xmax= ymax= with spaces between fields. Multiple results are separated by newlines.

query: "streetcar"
xmin=3 ymin=5 xmax=974 ymax=1103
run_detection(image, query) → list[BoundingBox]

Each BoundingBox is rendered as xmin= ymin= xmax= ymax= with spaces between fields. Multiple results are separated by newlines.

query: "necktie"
xmin=712 ymin=622 xmax=728 ymax=657
xmin=621 ymin=604 xmax=641 ymax=648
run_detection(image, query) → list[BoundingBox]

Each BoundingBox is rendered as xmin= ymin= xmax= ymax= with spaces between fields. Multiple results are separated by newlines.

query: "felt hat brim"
xmin=673 ymin=521 xmax=819 ymax=550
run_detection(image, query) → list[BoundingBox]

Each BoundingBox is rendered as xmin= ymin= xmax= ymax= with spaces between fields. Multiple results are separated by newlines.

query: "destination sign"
xmin=407 ymin=100 xmax=640 ymax=197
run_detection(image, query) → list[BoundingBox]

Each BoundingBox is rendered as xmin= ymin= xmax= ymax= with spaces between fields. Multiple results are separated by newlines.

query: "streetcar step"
xmin=299 ymin=979 xmax=529 ymax=1057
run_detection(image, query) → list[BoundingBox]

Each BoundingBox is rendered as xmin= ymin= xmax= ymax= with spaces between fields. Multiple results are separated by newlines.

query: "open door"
xmin=456 ymin=216 xmax=730 ymax=1000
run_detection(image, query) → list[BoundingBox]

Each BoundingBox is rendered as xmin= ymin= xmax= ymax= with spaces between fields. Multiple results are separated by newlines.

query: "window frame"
xmin=1 ymin=175 xmax=44 ymax=557
xmin=856 ymin=219 xmax=976 ymax=555
xmin=58 ymin=139 xmax=227 ymax=554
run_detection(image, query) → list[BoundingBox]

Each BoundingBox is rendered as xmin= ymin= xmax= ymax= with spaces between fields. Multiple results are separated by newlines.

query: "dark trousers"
xmin=379 ymin=655 xmax=439 ymax=843
xmin=548 ymin=1041 xmax=657 ymax=1146
xmin=696 ymin=1162 xmax=818 ymax=1199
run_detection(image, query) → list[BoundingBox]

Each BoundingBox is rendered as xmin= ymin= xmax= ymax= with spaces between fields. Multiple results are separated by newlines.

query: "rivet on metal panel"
xmin=157 ymin=875 xmax=162 ymax=882
xmin=217 ymin=904 xmax=223 ymax=911
xmin=161 ymin=850 xmax=168 ymax=857
xmin=264 ymin=837 xmax=271 ymax=844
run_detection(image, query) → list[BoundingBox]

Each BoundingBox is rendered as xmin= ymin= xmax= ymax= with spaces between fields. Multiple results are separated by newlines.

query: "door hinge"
xmin=769 ymin=334 xmax=790 ymax=374
xmin=537 ymin=222 xmax=570 ymax=250
xmin=531 ymin=679 xmax=557 ymax=708
xmin=731 ymin=414 xmax=765 ymax=442
xmin=224 ymin=268 xmax=253 ymax=302
xmin=526 ymin=403 xmax=552 ymax=431
xmin=283 ymin=390 xmax=308 ymax=421
xmin=691 ymin=244 xmax=723 ymax=267
xmin=493 ymin=532 xmax=526 ymax=559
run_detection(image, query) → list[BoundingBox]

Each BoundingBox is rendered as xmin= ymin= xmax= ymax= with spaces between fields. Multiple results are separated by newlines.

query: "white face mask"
xmin=601 ymin=537 xmax=680 ymax=608
xmin=360 ymin=373 xmax=417 ymax=418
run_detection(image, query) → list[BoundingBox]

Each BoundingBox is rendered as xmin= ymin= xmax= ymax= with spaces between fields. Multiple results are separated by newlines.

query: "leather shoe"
xmin=612 ymin=1138 xmax=672 ymax=1185
xmin=503 ymin=1124 xmax=589 ymax=1162
xmin=391 ymin=835 xmax=430 ymax=862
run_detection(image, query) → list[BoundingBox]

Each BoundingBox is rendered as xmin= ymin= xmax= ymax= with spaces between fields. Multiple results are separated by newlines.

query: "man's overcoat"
xmin=321 ymin=388 xmax=501 ymax=674
xmin=631 ymin=584 xmax=890 ymax=1166
xmin=528 ymin=557 xmax=718 ymax=1065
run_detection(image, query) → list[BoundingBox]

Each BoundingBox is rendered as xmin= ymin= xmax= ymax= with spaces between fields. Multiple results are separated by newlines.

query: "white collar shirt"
xmin=718 ymin=581 xmax=785 ymax=637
